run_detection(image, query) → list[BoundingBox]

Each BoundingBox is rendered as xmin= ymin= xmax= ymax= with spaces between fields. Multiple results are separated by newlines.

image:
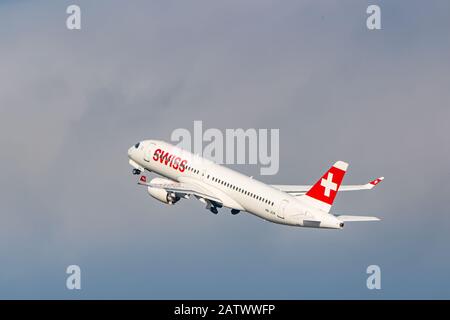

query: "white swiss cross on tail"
xmin=303 ymin=161 xmax=349 ymax=213
xmin=321 ymin=172 xmax=338 ymax=197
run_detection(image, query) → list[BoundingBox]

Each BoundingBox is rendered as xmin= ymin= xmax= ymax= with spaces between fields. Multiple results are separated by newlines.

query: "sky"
xmin=0 ymin=0 xmax=449 ymax=299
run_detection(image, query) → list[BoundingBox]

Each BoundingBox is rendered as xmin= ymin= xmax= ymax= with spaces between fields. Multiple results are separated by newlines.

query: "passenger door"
xmin=277 ymin=199 xmax=289 ymax=219
xmin=201 ymin=168 xmax=208 ymax=182
xmin=144 ymin=142 xmax=156 ymax=163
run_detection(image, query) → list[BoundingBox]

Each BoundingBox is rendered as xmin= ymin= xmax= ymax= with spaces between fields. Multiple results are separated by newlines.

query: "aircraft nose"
xmin=128 ymin=141 xmax=141 ymax=158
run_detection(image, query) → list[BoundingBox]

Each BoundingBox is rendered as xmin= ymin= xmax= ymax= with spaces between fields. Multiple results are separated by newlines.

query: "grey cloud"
xmin=0 ymin=0 xmax=449 ymax=298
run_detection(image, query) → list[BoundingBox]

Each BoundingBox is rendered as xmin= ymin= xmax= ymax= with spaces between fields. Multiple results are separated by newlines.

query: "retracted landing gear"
xmin=231 ymin=209 xmax=240 ymax=215
xmin=201 ymin=198 xmax=222 ymax=215
xmin=210 ymin=207 xmax=219 ymax=214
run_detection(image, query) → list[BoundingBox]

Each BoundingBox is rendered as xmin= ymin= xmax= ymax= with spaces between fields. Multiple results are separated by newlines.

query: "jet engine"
xmin=147 ymin=178 xmax=180 ymax=205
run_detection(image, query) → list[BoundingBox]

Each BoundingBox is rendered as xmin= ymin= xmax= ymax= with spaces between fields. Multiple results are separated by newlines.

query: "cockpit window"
xmin=134 ymin=142 xmax=140 ymax=148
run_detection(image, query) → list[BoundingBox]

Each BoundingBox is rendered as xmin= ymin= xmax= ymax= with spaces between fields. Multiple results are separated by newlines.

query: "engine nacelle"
xmin=147 ymin=178 xmax=180 ymax=205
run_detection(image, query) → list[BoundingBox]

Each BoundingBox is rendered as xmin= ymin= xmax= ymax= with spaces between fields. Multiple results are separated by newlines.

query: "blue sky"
xmin=0 ymin=0 xmax=449 ymax=299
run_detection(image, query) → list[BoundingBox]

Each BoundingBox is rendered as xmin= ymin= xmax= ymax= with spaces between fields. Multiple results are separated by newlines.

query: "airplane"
xmin=128 ymin=140 xmax=383 ymax=229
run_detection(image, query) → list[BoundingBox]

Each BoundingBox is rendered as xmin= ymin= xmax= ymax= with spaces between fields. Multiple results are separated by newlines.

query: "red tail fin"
xmin=302 ymin=161 xmax=348 ymax=212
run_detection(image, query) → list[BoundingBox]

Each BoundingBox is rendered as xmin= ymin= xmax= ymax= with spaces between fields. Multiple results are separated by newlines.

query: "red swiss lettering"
xmin=153 ymin=149 xmax=161 ymax=161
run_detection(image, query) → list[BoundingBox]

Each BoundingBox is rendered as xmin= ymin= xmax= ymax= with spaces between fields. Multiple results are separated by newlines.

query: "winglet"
xmin=367 ymin=177 xmax=384 ymax=189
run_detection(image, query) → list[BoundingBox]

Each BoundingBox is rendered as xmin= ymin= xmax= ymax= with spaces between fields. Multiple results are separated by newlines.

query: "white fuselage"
xmin=128 ymin=140 xmax=343 ymax=229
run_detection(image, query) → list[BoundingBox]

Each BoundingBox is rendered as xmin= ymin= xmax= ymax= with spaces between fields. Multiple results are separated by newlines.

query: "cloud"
xmin=0 ymin=0 xmax=449 ymax=298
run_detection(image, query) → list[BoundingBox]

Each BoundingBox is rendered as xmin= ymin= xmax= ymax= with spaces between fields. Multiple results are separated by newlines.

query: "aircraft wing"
xmin=137 ymin=176 xmax=224 ymax=207
xmin=272 ymin=177 xmax=384 ymax=196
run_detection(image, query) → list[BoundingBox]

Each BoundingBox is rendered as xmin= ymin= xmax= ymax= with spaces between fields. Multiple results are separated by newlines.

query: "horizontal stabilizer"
xmin=336 ymin=215 xmax=380 ymax=222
